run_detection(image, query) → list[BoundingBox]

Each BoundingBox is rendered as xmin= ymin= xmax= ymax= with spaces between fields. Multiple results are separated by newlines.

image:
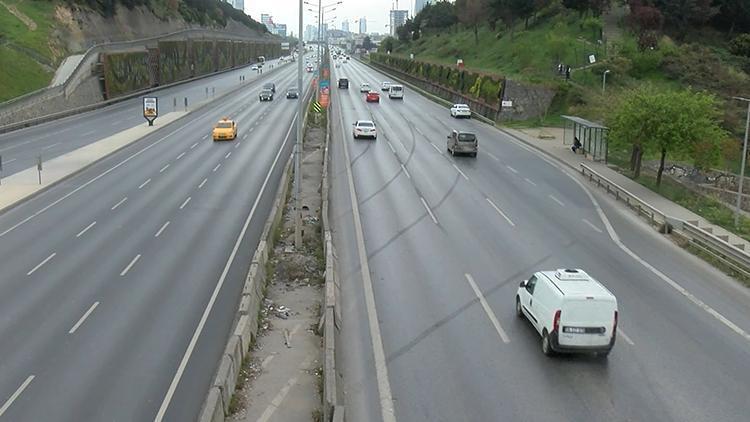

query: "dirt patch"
xmin=1 ymin=1 xmax=37 ymax=30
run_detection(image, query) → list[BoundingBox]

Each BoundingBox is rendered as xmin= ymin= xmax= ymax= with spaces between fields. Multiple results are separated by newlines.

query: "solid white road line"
xmin=213 ymin=163 xmax=221 ymax=172
xmin=261 ymin=355 xmax=275 ymax=369
xmin=465 ymin=274 xmax=510 ymax=344
xmin=179 ymin=197 xmax=191 ymax=210
xmin=256 ymin=376 xmax=299 ymax=422
xmin=155 ymin=112 xmax=300 ymax=422
xmin=401 ymin=164 xmax=411 ymax=179
xmin=176 ymin=152 xmax=186 ymax=161
xmin=159 ymin=164 xmax=170 ymax=173
xmin=120 ymin=254 xmax=141 ymax=277
xmin=420 ymin=197 xmax=438 ymax=225
xmin=387 ymin=141 xmax=396 ymax=154
xmin=618 ymin=329 xmax=635 ymax=346
xmin=0 ymin=375 xmax=34 ymax=418
xmin=486 ymin=198 xmax=515 ymax=227
xmin=506 ymin=165 xmax=518 ymax=174
xmin=138 ymin=178 xmax=151 ymax=189
xmin=430 ymin=143 xmax=442 ymax=154
xmin=154 ymin=221 xmax=170 ymax=238
xmin=225 ymin=152 xmax=232 ymax=159
xmin=549 ymin=194 xmax=565 ymax=207
xmin=76 ymin=221 xmax=96 ymax=238
xmin=111 ymin=197 xmax=127 ymax=210
xmin=68 ymin=302 xmax=99 ymax=334
xmin=27 ymin=252 xmax=56 ymax=276
xmin=486 ymin=151 xmax=501 ymax=162
xmin=81 ymin=130 xmax=95 ymax=137
xmin=190 ymin=142 xmax=199 ymax=149
xmin=3 ymin=158 xmax=16 ymax=164
xmin=338 ymin=107 xmax=397 ymax=422
xmin=42 ymin=142 xmax=61 ymax=150
xmin=452 ymin=164 xmax=469 ymax=180
xmin=198 ymin=178 xmax=208 ymax=189
xmin=582 ymin=218 xmax=603 ymax=234
xmin=524 ymin=178 xmax=537 ymax=186
xmin=0 ymin=123 xmax=188 ymax=239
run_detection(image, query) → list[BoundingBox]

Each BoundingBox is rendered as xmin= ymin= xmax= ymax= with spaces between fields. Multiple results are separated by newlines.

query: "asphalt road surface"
xmin=0 ymin=62 xmax=311 ymax=421
xmin=0 ymin=58 xmax=289 ymax=177
xmin=328 ymin=58 xmax=750 ymax=422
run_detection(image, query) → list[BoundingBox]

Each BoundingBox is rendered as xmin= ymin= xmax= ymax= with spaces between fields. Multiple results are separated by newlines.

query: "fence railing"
xmin=580 ymin=163 xmax=750 ymax=278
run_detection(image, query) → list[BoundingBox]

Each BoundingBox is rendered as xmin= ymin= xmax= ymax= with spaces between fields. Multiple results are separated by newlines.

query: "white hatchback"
xmin=450 ymin=104 xmax=471 ymax=118
xmin=352 ymin=120 xmax=377 ymax=139
xmin=360 ymin=83 xmax=371 ymax=93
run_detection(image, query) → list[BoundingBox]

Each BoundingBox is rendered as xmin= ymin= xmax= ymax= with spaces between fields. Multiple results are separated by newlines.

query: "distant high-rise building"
xmin=415 ymin=0 xmax=430 ymax=15
xmin=341 ymin=20 xmax=349 ymax=33
xmin=275 ymin=24 xmax=287 ymax=37
xmin=261 ymin=14 xmax=275 ymax=32
xmin=358 ymin=17 xmax=367 ymax=34
xmin=389 ymin=10 xmax=408 ymax=36
xmin=224 ymin=0 xmax=244 ymax=12
xmin=304 ymin=24 xmax=318 ymax=41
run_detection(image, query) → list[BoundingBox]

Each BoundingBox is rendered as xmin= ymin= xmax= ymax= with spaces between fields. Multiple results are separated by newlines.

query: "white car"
xmin=251 ymin=65 xmax=259 ymax=70
xmin=360 ymin=83 xmax=371 ymax=93
xmin=516 ymin=269 xmax=618 ymax=357
xmin=450 ymin=104 xmax=472 ymax=118
xmin=352 ymin=120 xmax=377 ymax=139
xmin=381 ymin=81 xmax=392 ymax=91
xmin=388 ymin=84 xmax=404 ymax=99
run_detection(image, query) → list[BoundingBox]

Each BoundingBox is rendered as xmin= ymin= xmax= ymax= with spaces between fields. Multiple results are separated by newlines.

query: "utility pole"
xmin=602 ymin=69 xmax=610 ymax=94
xmin=734 ymin=97 xmax=750 ymax=227
xmin=295 ymin=0 xmax=304 ymax=248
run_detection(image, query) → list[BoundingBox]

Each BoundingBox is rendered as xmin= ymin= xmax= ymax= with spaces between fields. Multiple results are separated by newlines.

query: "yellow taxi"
xmin=212 ymin=118 xmax=237 ymax=141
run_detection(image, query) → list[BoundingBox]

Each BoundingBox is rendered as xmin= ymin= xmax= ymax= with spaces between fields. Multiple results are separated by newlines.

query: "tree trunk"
xmin=630 ymin=145 xmax=638 ymax=171
xmin=634 ymin=148 xmax=644 ymax=179
xmin=656 ymin=148 xmax=667 ymax=187
xmin=525 ymin=17 xmax=529 ymax=30
xmin=474 ymin=24 xmax=479 ymax=45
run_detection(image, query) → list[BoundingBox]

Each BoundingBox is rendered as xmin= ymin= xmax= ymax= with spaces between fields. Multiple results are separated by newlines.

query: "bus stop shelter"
xmin=562 ymin=115 xmax=609 ymax=163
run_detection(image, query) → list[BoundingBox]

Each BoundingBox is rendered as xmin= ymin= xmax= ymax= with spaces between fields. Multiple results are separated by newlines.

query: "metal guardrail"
xmin=580 ymin=163 xmax=750 ymax=278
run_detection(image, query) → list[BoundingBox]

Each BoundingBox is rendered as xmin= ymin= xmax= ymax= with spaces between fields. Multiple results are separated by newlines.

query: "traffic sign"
xmin=312 ymin=102 xmax=322 ymax=113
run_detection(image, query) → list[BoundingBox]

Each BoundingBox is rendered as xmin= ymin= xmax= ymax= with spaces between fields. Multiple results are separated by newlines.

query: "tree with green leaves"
xmin=608 ymin=86 xmax=728 ymax=186
xmin=456 ymin=0 xmax=489 ymax=44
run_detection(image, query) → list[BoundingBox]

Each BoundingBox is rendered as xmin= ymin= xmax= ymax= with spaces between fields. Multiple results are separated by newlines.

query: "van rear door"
xmin=559 ymin=298 xmax=616 ymax=347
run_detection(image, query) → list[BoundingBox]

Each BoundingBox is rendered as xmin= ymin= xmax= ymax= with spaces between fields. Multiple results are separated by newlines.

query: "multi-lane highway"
xmin=0 ymin=58 xmax=287 ymax=177
xmin=0 ymin=60 xmax=311 ymax=421
xmin=330 ymin=58 xmax=750 ymax=421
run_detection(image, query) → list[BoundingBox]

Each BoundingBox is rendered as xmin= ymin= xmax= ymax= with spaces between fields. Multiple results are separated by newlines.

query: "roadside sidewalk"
xmin=502 ymin=126 xmax=750 ymax=251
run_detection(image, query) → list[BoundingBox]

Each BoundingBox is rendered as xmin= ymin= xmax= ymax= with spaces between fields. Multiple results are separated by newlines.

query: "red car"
xmin=366 ymin=91 xmax=380 ymax=103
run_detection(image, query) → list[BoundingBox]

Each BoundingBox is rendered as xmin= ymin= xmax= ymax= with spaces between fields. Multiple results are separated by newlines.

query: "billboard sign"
xmin=143 ymin=97 xmax=158 ymax=126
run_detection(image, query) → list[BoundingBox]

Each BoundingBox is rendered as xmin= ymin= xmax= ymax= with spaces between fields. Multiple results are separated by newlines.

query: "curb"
xmin=196 ymin=83 xmax=315 ymax=422
xmin=0 ymin=62 xmax=294 ymax=218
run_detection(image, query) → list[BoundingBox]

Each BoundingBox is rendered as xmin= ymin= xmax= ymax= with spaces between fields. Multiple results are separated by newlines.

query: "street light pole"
xmin=602 ymin=69 xmax=610 ymax=94
xmin=295 ymin=0 xmax=304 ymax=248
xmin=734 ymin=96 xmax=750 ymax=227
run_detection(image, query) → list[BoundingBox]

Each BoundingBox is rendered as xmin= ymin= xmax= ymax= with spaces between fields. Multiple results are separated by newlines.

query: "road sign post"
xmin=143 ymin=97 xmax=158 ymax=126
xmin=37 ymin=155 xmax=42 ymax=185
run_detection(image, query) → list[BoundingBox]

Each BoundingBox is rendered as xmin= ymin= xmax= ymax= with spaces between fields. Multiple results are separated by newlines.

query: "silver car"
xmin=447 ymin=130 xmax=478 ymax=157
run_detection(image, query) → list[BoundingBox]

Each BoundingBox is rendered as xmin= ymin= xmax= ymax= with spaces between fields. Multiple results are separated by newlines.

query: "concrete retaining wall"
xmin=497 ymin=79 xmax=556 ymax=122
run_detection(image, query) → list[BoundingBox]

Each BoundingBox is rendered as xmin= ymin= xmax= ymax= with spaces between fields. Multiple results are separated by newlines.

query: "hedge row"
xmin=370 ymin=53 xmax=503 ymax=105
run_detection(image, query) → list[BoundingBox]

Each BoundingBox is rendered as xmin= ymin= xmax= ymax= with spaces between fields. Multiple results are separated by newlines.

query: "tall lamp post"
xmin=295 ymin=0 xmax=305 ymax=248
xmin=602 ymin=69 xmax=610 ymax=94
xmin=734 ymin=96 xmax=750 ymax=227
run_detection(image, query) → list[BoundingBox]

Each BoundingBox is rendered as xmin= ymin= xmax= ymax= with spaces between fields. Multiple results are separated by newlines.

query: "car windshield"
xmin=216 ymin=122 xmax=233 ymax=128
xmin=458 ymin=133 xmax=476 ymax=142
xmin=358 ymin=122 xmax=374 ymax=128
xmin=261 ymin=90 xmax=271 ymax=94
xmin=455 ymin=104 xmax=469 ymax=109
xmin=391 ymin=86 xmax=402 ymax=91
xmin=264 ymin=84 xmax=273 ymax=88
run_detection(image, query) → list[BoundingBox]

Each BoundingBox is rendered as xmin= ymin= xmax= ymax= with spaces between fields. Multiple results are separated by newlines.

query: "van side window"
xmin=526 ymin=275 xmax=537 ymax=295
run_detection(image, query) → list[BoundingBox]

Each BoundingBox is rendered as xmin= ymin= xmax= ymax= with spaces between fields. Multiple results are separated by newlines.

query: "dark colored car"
xmin=259 ymin=89 xmax=274 ymax=101
xmin=338 ymin=78 xmax=349 ymax=89
xmin=286 ymin=88 xmax=299 ymax=99
xmin=263 ymin=82 xmax=276 ymax=93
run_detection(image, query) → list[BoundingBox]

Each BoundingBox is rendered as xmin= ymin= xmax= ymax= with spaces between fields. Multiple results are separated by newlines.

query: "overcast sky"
xmin=245 ymin=0 xmax=417 ymax=35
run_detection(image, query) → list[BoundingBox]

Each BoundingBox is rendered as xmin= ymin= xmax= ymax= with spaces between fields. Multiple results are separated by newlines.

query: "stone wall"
xmin=497 ymin=79 xmax=556 ymax=122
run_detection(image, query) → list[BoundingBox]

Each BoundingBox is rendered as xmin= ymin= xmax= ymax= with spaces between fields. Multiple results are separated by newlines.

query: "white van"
xmin=516 ymin=269 xmax=618 ymax=357
xmin=388 ymin=84 xmax=404 ymax=99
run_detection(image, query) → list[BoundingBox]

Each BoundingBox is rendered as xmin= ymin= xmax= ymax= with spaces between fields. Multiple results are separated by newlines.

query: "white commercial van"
xmin=516 ymin=269 xmax=618 ymax=357
xmin=388 ymin=84 xmax=404 ymax=99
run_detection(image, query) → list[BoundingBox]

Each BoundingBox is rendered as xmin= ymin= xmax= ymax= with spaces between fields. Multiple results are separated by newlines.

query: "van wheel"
xmin=515 ymin=297 xmax=523 ymax=318
xmin=542 ymin=331 xmax=554 ymax=357
xmin=471 ymin=152 xmax=477 ymax=158
xmin=596 ymin=350 xmax=610 ymax=359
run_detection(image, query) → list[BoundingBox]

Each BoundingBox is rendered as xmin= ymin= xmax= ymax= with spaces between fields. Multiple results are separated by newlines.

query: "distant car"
xmin=338 ymin=78 xmax=349 ymax=89
xmin=335 ymin=63 xmax=341 ymax=68
xmin=447 ymin=130 xmax=478 ymax=157
xmin=450 ymin=104 xmax=471 ymax=118
xmin=360 ymin=83 xmax=371 ymax=93
xmin=353 ymin=120 xmax=377 ymax=139
xmin=366 ymin=91 xmax=380 ymax=103
xmin=263 ymin=82 xmax=276 ymax=93
xmin=251 ymin=65 xmax=259 ymax=71
xmin=388 ymin=84 xmax=404 ymax=99
xmin=286 ymin=87 xmax=299 ymax=99
xmin=517 ymin=269 xmax=618 ymax=357
xmin=259 ymin=89 xmax=274 ymax=101
xmin=381 ymin=81 xmax=391 ymax=91
xmin=213 ymin=118 xmax=237 ymax=141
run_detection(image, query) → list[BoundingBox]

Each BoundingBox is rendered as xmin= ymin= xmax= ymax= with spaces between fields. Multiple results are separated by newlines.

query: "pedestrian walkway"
xmin=502 ymin=127 xmax=750 ymax=251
